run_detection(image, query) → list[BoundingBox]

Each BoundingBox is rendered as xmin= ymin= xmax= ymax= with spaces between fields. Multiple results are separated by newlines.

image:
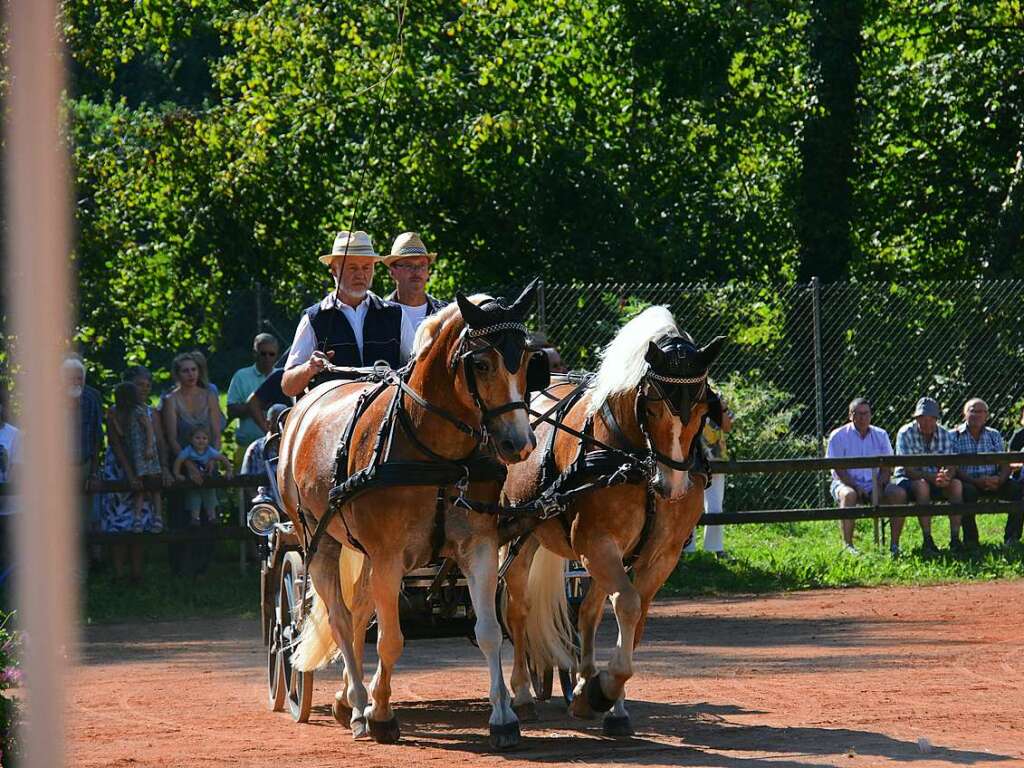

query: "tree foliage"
xmin=52 ymin=0 xmax=1024 ymax=382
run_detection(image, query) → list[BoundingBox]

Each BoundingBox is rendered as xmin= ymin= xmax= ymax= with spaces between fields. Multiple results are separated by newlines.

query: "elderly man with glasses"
xmin=227 ymin=333 xmax=280 ymax=459
xmin=826 ymin=397 xmax=903 ymax=556
xmin=952 ymin=398 xmax=1024 ymax=548
xmin=383 ymin=232 xmax=446 ymax=339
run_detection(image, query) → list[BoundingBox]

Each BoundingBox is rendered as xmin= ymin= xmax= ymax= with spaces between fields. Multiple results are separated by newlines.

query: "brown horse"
xmin=277 ymin=286 xmax=537 ymax=748
xmin=501 ymin=306 xmax=724 ymax=736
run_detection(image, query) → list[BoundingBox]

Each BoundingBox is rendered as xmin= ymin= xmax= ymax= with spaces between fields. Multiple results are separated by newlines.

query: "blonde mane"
xmin=587 ymin=306 xmax=687 ymax=414
xmin=412 ymin=294 xmax=493 ymax=360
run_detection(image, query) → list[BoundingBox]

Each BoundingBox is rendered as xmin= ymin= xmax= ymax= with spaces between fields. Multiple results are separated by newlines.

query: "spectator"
xmin=826 ymin=397 xmax=903 ymax=556
xmin=1009 ymin=405 xmax=1024 ymax=483
xmin=0 ymin=388 xmax=20 ymax=579
xmin=241 ymin=403 xmax=288 ymax=500
xmin=685 ymin=397 xmax=734 ymax=558
xmin=63 ymin=356 xmax=104 ymax=569
xmin=161 ymin=352 xmax=221 ymax=576
xmin=227 ymin=333 xmax=279 ymax=464
xmin=892 ymin=397 xmax=961 ymax=554
xmin=173 ymin=425 xmax=232 ymax=526
xmin=124 ymin=365 xmax=174 ymax=486
xmin=953 ymin=398 xmax=1023 ymax=547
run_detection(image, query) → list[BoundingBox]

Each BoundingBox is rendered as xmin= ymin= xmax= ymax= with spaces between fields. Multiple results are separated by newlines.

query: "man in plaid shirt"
xmin=893 ymin=397 xmax=962 ymax=554
xmin=952 ymin=398 xmax=1023 ymax=547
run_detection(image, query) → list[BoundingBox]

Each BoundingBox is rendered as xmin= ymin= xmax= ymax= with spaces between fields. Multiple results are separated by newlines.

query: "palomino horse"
xmin=501 ymin=306 xmax=724 ymax=736
xmin=277 ymin=286 xmax=538 ymax=748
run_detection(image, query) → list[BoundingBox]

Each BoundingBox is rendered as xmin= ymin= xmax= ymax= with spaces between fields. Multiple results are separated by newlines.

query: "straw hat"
xmin=319 ymin=230 xmax=382 ymax=265
xmin=383 ymin=232 xmax=437 ymax=266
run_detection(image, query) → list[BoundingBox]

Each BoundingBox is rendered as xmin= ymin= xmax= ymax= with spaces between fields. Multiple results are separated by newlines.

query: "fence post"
xmin=812 ymin=276 xmax=826 ymax=508
xmin=536 ymin=279 xmax=547 ymax=336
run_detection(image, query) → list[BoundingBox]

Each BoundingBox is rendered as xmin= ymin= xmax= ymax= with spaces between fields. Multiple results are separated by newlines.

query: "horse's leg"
xmin=603 ymin=694 xmax=634 ymax=737
xmin=570 ymin=542 xmax=639 ymax=725
xmin=307 ymin=540 xmax=369 ymax=736
xmin=365 ymin=557 xmax=404 ymax=743
xmin=503 ymin=536 xmax=539 ymax=720
xmin=462 ymin=539 xmax=520 ymax=749
xmin=347 ymin=567 xmax=374 ymax=739
xmin=569 ymin=577 xmax=608 ymax=715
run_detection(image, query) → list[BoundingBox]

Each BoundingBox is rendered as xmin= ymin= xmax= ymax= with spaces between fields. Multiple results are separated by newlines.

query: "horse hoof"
xmin=568 ymin=695 xmax=596 ymax=720
xmin=332 ymin=695 xmax=353 ymax=727
xmin=583 ymin=675 xmax=616 ymax=714
xmin=602 ymin=714 xmax=634 ymax=738
xmin=351 ymin=717 xmax=370 ymax=740
xmin=513 ymin=702 xmax=538 ymax=722
xmin=368 ymin=716 xmax=401 ymax=744
xmin=488 ymin=721 xmax=521 ymax=751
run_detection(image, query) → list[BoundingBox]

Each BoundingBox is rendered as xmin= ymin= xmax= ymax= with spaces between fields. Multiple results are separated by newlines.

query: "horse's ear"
xmin=508 ymin=278 xmax=539 ymax=320
xmin=456 ymin=293 xmax=488 ymax=328
xmin=706 ymin=388 xmax=724 ymax=425
xmin=698 ymin=335 xmax=727 ymax=369
xmin=644 ymin=340 xmax=665 ymax=368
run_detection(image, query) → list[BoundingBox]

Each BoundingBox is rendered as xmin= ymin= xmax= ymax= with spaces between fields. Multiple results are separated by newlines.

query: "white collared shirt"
xmin=284 ymin=291 xmax=415 ymax=369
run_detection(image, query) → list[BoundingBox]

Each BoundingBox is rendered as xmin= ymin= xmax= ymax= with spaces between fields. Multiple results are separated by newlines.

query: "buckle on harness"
xmin=536 ymin=493 xmax=564 ymax=519
xmin=607 ymin=463 xmax=634 ymax=486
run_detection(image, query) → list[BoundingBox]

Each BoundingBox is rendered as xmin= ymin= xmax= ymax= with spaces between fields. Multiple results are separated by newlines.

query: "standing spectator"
xmin=892 ymin=397 xmax=961 ymax=554
xmin=227 ymin=333 xmax=279 ymax=464
xmin=1009 ymin=405 xmax=1024 ymax=482
xmin=63 ymin=356 xmax=104 ymax=569
xmin=0 ymin=387 xmax=20 ymax=588
xmin=161 ymin=352 xmax=222 ymax=576
xmin=953 ymin=398 xmax=1023 ymax=547
xmin=826 ymin=397 xmax=903 ymax=556
xmin=124 ymin=365 xmax=174 ymax=486
xmin=685 ymin=397 xmax=734 ymax=558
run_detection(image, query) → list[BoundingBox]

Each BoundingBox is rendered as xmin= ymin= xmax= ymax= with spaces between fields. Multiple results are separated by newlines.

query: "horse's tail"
xmin=524 ymin=547 xmax=577 ymax=672
xmin=291 ymin=548 xmax=365 ymax=672
xmin=291 ymin=578 xmax=335 ymax=672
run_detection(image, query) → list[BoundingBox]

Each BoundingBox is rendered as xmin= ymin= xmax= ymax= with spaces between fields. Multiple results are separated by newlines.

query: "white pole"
xmin=5 ymin=2 xmax=75 ymax=768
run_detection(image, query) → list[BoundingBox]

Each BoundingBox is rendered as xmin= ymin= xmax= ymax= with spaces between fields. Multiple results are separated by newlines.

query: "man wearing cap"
xmin=384 ymin=232 xmax=446 ymax=339
xmin=892 ymin=397 xmax=961 ymax=554
xmin=952 ymin=398 xmax=1024 ymax=547
xmin=281 ymin=231 xmax=415 ymax=398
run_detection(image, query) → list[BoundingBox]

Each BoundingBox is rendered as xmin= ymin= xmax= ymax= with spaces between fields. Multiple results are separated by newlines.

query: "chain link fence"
xmin=537 ymin=279 xmax=1024 ymax=512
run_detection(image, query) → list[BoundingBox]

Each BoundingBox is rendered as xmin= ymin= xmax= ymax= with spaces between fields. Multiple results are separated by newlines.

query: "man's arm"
xmin=226 ymin=371 xmax=249 ymax=420
xmin=281 ymin=314 xmax=323 ymax=397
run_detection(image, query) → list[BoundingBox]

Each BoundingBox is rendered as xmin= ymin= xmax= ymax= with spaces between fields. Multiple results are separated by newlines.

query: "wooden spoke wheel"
xmin=279 ymin=551 xmax=314 ymax=723
xmin=267 ymin=617 xmax=286 ymax=711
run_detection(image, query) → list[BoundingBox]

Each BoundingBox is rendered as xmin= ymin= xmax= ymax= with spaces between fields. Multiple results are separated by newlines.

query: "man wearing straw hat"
xmin=383 ymin=232 xmax=446 ymax=339
xmin=281 ymin=231 xmax=414 ymax=397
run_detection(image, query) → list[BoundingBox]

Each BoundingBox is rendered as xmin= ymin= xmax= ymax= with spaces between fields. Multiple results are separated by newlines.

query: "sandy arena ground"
xmin=69 ymin=580 xmax=1024 ymax=767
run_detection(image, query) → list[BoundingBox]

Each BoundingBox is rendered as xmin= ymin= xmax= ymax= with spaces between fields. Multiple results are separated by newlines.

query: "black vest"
xmin=304 ymin=293 xmax=403 ymax=369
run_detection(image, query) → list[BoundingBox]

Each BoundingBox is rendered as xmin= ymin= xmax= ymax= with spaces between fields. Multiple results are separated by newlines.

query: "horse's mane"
xmin=412 ymin=294 xmax=492 ymax=360
xmin=587 ymin=306 xmax=690 ymax=414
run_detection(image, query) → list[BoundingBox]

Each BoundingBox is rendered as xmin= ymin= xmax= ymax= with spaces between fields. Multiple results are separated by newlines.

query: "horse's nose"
xmin=498 ymin=432 xmax=534 ymax=463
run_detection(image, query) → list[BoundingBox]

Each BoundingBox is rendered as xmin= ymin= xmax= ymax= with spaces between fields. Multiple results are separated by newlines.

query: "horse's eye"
xmin=473 ymin=358 xmax=490 ymax=373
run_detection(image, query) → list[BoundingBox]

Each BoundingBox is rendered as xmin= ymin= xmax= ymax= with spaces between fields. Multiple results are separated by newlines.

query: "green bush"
xmin=0 ymin=611 xmax=22 ymax=768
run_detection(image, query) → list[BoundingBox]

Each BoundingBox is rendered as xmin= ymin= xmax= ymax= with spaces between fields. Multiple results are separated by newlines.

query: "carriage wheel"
xmin=279 ymin=551 xmax=314 ymax=722
xmin=267 ymin=619 xmax=286 ymax=711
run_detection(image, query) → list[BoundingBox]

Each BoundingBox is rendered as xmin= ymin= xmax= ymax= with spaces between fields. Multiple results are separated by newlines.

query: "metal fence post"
xmin=536 ymin=279 xmax=547 ymax=337
xmin=812 ymin=277 xmax=826 ymax=509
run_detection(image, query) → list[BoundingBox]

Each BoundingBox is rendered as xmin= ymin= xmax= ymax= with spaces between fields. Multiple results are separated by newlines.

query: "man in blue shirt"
xmin=227 ymin=333 xmax=279 ymax=463
xmin=952 ymin=398 xmax=1023 ymax=547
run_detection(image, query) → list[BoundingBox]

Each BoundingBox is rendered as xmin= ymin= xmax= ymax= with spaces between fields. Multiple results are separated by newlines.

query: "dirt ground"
xmin=69 ymin=580 xmax=1024 ymax=768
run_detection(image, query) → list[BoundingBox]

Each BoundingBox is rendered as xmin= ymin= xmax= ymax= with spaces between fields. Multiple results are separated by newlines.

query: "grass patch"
xmin=83 ymin=543 xmax=257 ymax=624
xmin=667 ymin=513 xmax=1024 ymax=595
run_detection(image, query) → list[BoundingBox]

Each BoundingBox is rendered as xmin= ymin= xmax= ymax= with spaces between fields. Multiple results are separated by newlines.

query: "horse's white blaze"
xmin=662 ymin=418 xmax=691 ymax=500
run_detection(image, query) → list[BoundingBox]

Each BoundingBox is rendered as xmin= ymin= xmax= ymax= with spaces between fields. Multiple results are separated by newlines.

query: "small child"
xmin=174 ymin=426 xmax=232 ymax=526
xmin=111 ymin=382 xmax=164 ymax=533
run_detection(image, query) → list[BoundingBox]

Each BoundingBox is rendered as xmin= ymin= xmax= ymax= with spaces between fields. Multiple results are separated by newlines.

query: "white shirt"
xmin=399 ymin=302 xmax=430 ymax=346
xmin=285 ymin=291 xmax=415 ymax=369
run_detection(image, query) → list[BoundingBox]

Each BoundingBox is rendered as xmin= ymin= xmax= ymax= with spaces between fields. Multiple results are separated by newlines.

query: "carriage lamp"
xmin=247 ymin=502 xmax=281 ymax=536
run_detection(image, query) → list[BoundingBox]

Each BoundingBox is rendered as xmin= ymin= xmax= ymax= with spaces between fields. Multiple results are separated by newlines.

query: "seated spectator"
xmin=892 ymin=397 xmax=961 ymax=554
xmin=228 ymin=333 xmax=280 ymax=466
xmin=953 ymin=398 xmax=1024 ymax=547
xmin=826 ymin=397 xmax=902 ymax=556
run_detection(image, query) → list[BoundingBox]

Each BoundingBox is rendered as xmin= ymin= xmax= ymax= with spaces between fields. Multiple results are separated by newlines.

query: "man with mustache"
xmin=282 ymin=231 xmax=414 ymax=398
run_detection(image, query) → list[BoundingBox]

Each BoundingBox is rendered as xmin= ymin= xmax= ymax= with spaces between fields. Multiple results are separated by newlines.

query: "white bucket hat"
xmin=319 ymin=230 xmax=383 ymax=265
xmin=383 ymin=231 xmax=437 ymax=266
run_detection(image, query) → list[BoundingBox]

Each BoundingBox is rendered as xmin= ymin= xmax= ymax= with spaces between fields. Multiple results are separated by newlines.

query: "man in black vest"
xmin=281 ymin=231 xmax=413 ymax=397
xmin=383 ymin=232 xmax=447 ymax=340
